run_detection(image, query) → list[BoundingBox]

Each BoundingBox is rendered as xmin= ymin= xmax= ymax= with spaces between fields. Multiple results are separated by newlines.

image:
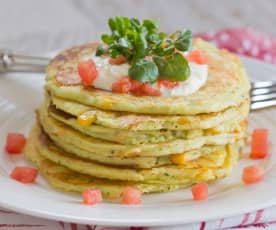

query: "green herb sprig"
xmin=96 ymin=17 xmax=192 ymax=83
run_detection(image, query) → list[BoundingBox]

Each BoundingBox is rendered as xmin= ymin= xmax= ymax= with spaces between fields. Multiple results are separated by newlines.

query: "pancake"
xmin=25 ymin=126 xmax=190 ymax=199
xmin=31 ymin=124 xmax=241 ymax=184
xmin=50 ymin=94 xmax=250 ymax=131
xmin=38 ymin=106 xmax=247 ymax=157
xmin=45 ymin=38 xmax=250 ymax=115
xmin=39 ymin=119 xmax=235 ymax=169
xmin=48 ymin=98 xmax=249 ymax=144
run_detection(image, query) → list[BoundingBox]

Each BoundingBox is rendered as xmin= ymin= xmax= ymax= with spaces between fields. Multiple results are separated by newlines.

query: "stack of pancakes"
xmin=25 ymin=39 xmax=251 ymax=199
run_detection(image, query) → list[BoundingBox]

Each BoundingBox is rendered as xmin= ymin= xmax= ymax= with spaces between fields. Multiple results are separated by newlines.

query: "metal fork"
xmin=0 ymin=49 xmax=275 ymax=111
xmin=251 ymin=81 xmax=276 ymax=110
xmin=0 ymin=49 xmax=50 ymax=73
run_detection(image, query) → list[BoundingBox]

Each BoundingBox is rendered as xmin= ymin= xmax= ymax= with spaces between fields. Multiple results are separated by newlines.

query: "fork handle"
xmin=0 ymin=49 xmax=50 ymax=73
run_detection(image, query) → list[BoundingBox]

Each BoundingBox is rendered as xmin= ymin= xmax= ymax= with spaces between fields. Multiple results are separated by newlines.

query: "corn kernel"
xmin=206 ymin=127 xmax=220 ymax=134
xmin=77 ymin=111 xmax=96 ymax=126
xmin=177 ymin=118 xmax=187 ymax=125
xmin=170 ymin=154 xmax=186 ymax=165
xmin=103 ymin=100 xmax=113 ymax=110
xmin=240 ymin=120 xmax=248 ymax=130
xmin=127 ymin=152 xmax=140 ymax=157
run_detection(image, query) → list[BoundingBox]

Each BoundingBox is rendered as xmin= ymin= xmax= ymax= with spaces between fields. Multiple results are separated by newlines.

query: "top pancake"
xmin=46 ymin=38 xmax=250 ymax=115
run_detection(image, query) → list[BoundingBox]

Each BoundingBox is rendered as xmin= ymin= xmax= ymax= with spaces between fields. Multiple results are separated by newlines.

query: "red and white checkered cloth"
xmin=1 ymin=206 xmax=276 ymax=230
xmin=196 ymin=27 xmax=276 ymax=64
xmin=1 ymin=28 xmax=276 ymax=230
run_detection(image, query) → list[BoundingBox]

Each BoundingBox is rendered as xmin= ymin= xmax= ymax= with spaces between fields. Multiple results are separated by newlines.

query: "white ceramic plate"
xmin=0 ymin=56 xmax=275 ymax=227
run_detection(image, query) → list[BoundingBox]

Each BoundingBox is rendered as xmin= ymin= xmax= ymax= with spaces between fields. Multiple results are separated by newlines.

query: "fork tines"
xmin=251 ymin=81 xmax=276 ymax=110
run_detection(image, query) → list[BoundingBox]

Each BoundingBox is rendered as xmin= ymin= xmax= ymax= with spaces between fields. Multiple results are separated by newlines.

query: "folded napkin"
xmin=1 ymin=28 xmax=276 ymax=230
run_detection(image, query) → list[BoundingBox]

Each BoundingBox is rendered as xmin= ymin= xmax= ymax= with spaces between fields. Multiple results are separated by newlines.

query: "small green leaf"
xmin=108 ymin=18 xmax=116 ymax=31
xmin=131 ymin=31 xmax=148 ymax=63
xmin=148 ymin=34 xmax=161 ymax=43
xmin=101 ymin=34 xmax=114 ymax=45
xmin=114 ymin=17 xmax=131 ymax=36
xmin=174 ymin=30 xmax=192 ymax=52
xmin=130 ymin=18 xmax=140 ymax=30
xmin=129 ymin=59 xmax=158 ymax=83
xmin=154 ymin=53 xmax=190 ymax=81
xmin=159 ymin=32 xmax=166 ymax=40
xmin=143 ymin=19 xmax=159 ymax=32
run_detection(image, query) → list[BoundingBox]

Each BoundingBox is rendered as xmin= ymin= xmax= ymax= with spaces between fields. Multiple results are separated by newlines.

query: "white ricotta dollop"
xmin=91 ymin=54 xmax=208 ymax=96
xmin=154 ymin=62 xmax=208 ymax=96
xmin=92 ymin=55 xmax=129 ymax=91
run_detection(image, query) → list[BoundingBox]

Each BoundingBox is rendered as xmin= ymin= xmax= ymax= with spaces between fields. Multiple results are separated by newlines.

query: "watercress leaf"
xmin=108 ymin=18 xmax=116 ymax=31
xmin=101 ymin=34 xmax=114 ymax=45
xmin=112 ymin=30 xmax=120 ymax=40
xmin=122 ymin=17 xmax=132 ymax=32
xmin=143 ymin=19 xmax=159 ymax=32
xmin=140 ymin=29 xmax=148 ymax=49
xmin=130 ymin=18 xmax=141 ymax=31
xmin=132 ymin=45 xmax=145 ymax=64
xmin=129 ymin=59 xmax=158 ymax=83
xmin=95 ymin=45 xmax=107 ymax=56
xmin=148 ymin=34 xmax=162 ymax=43
xmin=132 ymin=31 xmax=149 ymax=63
xmin=175 ymin=30 xmax=192 ymax=51
xmin=110 ymin=48 xmax=120 ymax=58
xmin=154 ymin=53 xmax=190 ymax=81
xmin=159 ymin=32 xmax=166 ymax=40
xmin=116 ymin=17 xmax=130 ymax=35
xmin=114 ymin=17 xmax=125 ymax=36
